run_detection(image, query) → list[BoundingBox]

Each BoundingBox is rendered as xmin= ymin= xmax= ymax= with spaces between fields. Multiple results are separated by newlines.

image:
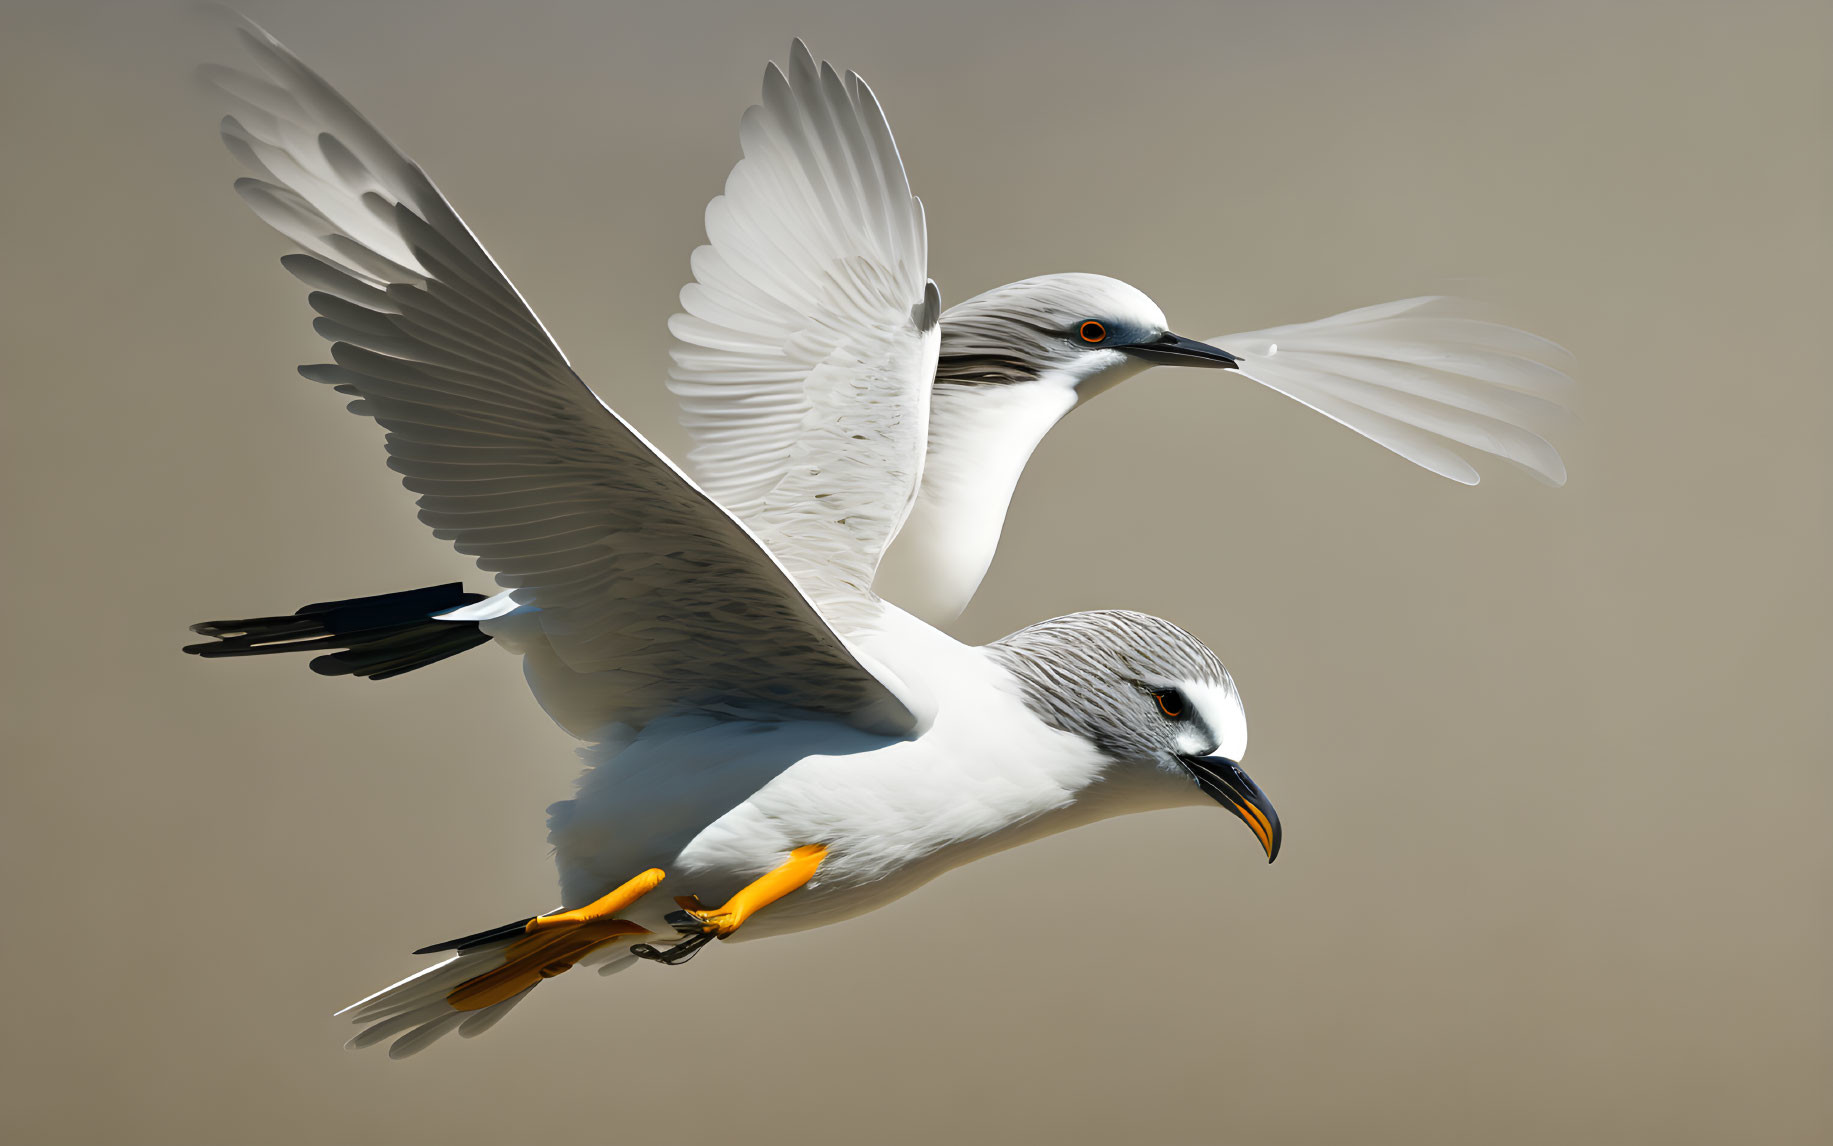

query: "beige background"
xmin=3 ymin=1 xmax=1826 ymax=1143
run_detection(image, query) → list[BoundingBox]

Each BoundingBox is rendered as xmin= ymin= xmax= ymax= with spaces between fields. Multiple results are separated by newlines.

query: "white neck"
xmin=873 ymin=376 xmax=1080 ymax=623
xmin=873 ymin=347 xmax=1158 ymax=623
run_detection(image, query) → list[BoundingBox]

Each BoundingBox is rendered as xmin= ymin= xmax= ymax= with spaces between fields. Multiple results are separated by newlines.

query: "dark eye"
xmin=1152 ymin=689 xmax=1188 ymax=720
xmin=1078 ymin=320 xmax=1107 ymax=344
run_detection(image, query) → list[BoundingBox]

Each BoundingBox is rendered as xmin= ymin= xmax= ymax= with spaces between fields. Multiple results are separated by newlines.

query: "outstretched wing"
xmin=201 ymin=20 xmax=914 ymax=733
xmin=667 ymin=41 xmax=939 ymax=633
xmin=1212 ymin=297 xmax=1572 ymax=486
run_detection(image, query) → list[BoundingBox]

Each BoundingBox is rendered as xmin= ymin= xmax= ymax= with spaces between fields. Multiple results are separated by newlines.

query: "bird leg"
xmin=444 ymin=868 xmax=665 ymax=1010
xmin=524 ymin=867 xmax=666 ymax=933
xmin=631 ymin=845 xmax=827 ymax=964
xmin=669 ymin=845 xmax=828 ymax=936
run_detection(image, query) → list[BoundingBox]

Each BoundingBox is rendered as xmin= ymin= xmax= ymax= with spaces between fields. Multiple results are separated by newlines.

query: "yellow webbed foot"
xmin=667 ymin=844 xmax=828 ymax=938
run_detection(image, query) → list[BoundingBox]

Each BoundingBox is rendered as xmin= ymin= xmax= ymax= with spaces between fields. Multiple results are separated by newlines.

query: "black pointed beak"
xmin=1121 ymin=331 xmax=1241 ymax=369
xmin=1180 ymin=755 xmax=1281 ymax=862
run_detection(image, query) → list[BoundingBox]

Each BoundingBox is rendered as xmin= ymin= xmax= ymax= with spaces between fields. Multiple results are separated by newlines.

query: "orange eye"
xmin=1079 ymin=320 xmax=1107 ymax=343
xmin=1153 ymin=689 xmax=1186 ymax=719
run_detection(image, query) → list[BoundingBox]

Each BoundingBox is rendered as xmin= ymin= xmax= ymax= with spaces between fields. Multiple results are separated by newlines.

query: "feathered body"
xmin=337 ymin=605 xmax=1245 ymax=1055
xmin=184 ymin=21 xmax=1565 ymax=1058
xmin=547 ymin=607 xmax=1217 ymax=944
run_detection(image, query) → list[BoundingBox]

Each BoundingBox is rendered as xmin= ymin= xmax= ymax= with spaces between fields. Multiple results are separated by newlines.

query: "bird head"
xmin=935 ymin=273 xmax=1239 ymax=400
xmin=990 ymin=610 xmax=1280 ymax=862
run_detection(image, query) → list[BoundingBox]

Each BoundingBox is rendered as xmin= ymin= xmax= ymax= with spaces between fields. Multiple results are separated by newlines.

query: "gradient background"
xmin=4 ymin=1 xmax=1826 ymax=1142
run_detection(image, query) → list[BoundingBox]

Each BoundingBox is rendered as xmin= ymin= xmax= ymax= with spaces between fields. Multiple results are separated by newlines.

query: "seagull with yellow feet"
xmin=192 ymin=19 xmax=1323 ymax=1058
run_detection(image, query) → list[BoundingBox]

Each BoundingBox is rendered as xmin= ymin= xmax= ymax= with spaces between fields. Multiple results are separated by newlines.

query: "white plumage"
xmin=209 ymin=27 xmax=917 ymax=730
xmin=1214 ymin=296 xmax=1572 ymax=488
xmin=188 ymin=17 xmax=1565 ymax=1058
xmin=667 ymin=42 xmax=940 ymax=630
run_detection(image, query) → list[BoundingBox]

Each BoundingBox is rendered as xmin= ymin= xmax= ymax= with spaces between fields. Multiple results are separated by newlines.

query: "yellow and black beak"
xmin=1181 ymin=754 xmax=1281 ymax=862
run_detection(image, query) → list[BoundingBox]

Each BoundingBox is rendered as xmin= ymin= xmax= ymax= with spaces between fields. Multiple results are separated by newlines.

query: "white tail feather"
xmin=387 ymin=1013 xmax=467 ymax=1060
xmin=457 ymin=988 xmax=535 ymax=1038
xmin=337 ymin=941 xmax=511 ymax=1057
xmin=336 ymin=932 xmax=643 ymax=1057
xmin=1214 ymin=298 xmax=1573 ymax=486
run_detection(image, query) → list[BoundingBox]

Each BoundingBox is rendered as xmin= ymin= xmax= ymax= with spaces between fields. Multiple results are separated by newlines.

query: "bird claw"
xmin=629 ymin=929 xmax=716 ymax=966
xmin=631 ymin=846 xmax=829 ymax=967
xmin=628 ymin=905 xmax=735 ymax=965
xmin=665 ymin=905 xmax=740 ymax=935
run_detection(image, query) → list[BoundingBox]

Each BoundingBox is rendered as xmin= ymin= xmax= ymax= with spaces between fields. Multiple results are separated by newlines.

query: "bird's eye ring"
xmin=1152 ymin=689 xmax=1187 ymax=719
xmin=1079 ymin=320 xmax=1107 ymax=344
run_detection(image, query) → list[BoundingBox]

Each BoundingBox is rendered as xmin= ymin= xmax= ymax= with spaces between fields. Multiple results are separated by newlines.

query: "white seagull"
xmin=184 ymin=22 xmax=1566 ymax=1057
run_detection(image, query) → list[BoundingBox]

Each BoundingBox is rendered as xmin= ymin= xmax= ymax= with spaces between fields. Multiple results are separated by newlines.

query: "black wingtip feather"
xmin=184 ymin=582 xmax=490 ymax=680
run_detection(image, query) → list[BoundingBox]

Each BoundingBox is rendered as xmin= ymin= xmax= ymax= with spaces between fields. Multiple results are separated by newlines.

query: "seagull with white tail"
xmin=184 ymin=20 xmax=1566 ymax=1057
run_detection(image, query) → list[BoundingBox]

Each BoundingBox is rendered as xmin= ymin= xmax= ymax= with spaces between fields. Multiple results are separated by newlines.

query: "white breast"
xmin=544 ymin=608 xmax=1196 ymax=940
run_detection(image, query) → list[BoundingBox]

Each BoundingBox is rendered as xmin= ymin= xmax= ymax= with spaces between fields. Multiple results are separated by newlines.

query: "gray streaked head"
xmin=989 ymin=609 xmax=1278 ymax=861
xmin=934 ymin=273 xmax=1239 ymax=396
xmin=990 ymin=609 xmax=1245 ymax=761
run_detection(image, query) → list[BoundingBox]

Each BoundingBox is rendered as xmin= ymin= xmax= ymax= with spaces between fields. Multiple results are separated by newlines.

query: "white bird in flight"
xmin=185 ymin=20 xmax=1568 ymax=1057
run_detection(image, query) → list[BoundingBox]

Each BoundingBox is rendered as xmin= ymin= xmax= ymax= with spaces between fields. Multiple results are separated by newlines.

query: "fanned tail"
xmin=183 ymin=582 xmax=491 ymax=681
xmin=1214 ymin=297 xmax=1574 ymax=487
xmin=341 ymin=921 xmax=642 ymax=1058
